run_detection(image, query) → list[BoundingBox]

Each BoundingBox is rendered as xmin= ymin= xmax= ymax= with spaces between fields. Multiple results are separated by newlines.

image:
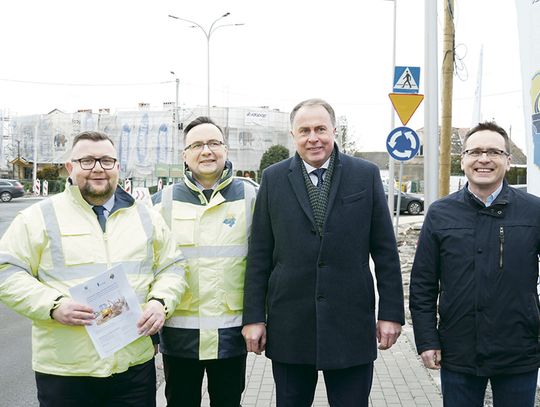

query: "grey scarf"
xmin=300 ymin=149 xmax=336 ymax=235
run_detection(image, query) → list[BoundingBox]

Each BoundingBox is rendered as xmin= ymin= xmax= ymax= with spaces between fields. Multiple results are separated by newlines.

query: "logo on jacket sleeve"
xmin=223 ymin=215 xmax=236 ymax=227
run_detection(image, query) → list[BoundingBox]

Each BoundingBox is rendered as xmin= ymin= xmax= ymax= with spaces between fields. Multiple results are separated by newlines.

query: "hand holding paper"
xmin=52 ymin=299 xmax=95 ymax=326
xmin=137 ymin=300 xmax=165 ymax=336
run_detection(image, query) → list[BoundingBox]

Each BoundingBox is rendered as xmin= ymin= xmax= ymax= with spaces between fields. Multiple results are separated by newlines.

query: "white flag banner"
xmin=515 ymin=0 xmax=540 ymax=196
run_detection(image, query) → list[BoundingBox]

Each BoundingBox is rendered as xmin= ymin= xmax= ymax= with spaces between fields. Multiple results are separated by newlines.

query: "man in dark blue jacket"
xmin=410 ymin=121 xmax=540 ymax=406
xmin=242 ymin=98 xmax=404 ymax=407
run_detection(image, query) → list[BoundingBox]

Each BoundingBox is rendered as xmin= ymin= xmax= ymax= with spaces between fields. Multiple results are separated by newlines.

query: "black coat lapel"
xmin=288 ymin=155 xmax=316 ymax=226
xmin=324 ymin=152 xmax=342 ymax=225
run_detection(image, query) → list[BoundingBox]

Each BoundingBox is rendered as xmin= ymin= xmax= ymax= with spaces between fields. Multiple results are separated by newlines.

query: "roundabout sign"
xmin=386 ymin=126 xmax=421 ymax=161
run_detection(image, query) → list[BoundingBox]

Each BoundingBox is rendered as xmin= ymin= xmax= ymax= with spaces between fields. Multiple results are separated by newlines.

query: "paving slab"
xmin=156 ymin=324 xmax=443 ymax=406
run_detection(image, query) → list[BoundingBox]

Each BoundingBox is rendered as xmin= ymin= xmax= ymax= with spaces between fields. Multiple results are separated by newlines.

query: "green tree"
xmin=450 ymin=155 xmax=464 ymax=175
xmin=259 ymin=145 xmax=290 ymax=173
xmin=337 ymin=116 xmax=357 ymax=155
xmin=37 ymin=165 xmax=60 ymax=180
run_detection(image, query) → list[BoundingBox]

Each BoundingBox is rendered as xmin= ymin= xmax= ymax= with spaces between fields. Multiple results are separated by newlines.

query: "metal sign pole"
xmin=394 ymin=161 xmax=404 ymax=237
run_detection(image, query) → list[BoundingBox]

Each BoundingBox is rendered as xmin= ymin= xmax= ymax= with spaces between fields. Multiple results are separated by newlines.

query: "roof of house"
xmin=416 ymin=126 xmax=527 ymax=165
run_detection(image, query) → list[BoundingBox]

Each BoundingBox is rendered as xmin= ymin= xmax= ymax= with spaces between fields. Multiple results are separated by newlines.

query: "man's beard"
xmin=80 ymin=181 xmax=115 ymax=202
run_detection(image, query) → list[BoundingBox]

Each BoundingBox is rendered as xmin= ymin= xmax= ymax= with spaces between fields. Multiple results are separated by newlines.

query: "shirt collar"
xmin=467 ymin=182 xmax=504 ymax=207
xmin=98 ymin=195 xmax=115 ymax=213
xmin=303 ymin=157 xmax=331 ymax=174
xmin=194 ymin=179 xmax=220 ymax=191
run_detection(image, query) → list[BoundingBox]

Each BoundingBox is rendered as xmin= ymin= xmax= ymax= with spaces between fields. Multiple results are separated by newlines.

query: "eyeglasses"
xmin=72 ymin=156 xmax=118 ymax=170
xmin=184 ymin=140 xmax=225 ymax=152
xmin=462 ymin=149 xmax=509 ymax=158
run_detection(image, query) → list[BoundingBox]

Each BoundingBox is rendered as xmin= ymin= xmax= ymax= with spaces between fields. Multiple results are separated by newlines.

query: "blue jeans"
xmin=440 ymin=368 xmax=538 ymax=407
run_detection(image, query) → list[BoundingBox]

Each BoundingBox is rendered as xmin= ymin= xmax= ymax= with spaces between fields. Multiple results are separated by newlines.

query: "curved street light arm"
xmin=208 ymin=13 xmax=230 ymax=38
xmin=168 ymin=14 xmax=209 ymax=38
xmin=210 ymin=23 xmax=245 ymax=36
xmin=168 ymin=12 xmax=239 ymax=117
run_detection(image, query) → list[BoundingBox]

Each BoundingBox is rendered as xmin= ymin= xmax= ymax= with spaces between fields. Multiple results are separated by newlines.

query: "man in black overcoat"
xmin=242 ymin=98 xmax=405 ymax=406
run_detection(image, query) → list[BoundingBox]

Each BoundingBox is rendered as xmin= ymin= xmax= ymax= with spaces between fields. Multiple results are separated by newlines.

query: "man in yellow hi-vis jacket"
xmin=152 ymin=117 xmax=257 ymax=407
xmin=0 ymin=131 xmax=186 ymax=407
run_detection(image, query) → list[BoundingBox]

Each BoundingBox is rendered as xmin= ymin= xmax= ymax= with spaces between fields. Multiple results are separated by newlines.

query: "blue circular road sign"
xmin=386 ymin=126 xmax=421 ymax=161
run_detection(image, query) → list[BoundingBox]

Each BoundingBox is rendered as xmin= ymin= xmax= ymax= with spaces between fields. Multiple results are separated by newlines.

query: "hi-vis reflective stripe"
xmin=40 ymin=199 xmax=65 ymax=269
xmin=244 ymin=183 xmax=257 ymax=239
xmin=180 ymin=245 xmax=247 ymax=259
xmin=0 ymin=253 xmax=33 ymax=284
xmin=165 ymin=314 xmax=243 ymax=329
xmin=0 ymin=253 xmax=32 ymax=275
xmin=0 ymin=265 xmax=24 ymax=284
xmin=155 ymin=255 xmax=186 ymax=278
xmin=162 ymin=185 xmax=174 ymax=227
xmin=136 ymin=204 xmax=154 ymax=273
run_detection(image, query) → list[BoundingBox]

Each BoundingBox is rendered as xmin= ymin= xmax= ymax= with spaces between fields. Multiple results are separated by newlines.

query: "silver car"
xmin=0 ymin=179 xmax=25 ymax=202
xmin=384 ymin=186 xmax=424 ymax=215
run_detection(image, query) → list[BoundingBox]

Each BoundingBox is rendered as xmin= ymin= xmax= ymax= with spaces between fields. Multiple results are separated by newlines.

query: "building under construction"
xmin=2 ymin=105 xmax=294 ymax=185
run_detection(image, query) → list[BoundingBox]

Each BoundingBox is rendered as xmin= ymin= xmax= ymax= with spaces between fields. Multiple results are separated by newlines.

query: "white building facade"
xmin=5 ymin=106 xmax=294 ymax=184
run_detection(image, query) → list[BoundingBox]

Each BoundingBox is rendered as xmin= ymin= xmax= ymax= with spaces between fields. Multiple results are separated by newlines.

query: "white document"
xmin=69 ymin=264 xmax=143 ymax=359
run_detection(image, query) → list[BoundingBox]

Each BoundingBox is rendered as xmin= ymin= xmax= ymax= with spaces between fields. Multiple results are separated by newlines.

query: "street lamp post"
xmin=384 ymin=0 xmax=397 ymax=229
xmin=168 ymin=12 xmax=244 ymax=117
xmin=170 ymin=71 xmax=180 ymax=162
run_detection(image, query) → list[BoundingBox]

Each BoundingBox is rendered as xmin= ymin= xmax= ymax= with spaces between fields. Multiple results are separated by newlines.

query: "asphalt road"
xmin=0 ymin=196 xmax=43 ymax=407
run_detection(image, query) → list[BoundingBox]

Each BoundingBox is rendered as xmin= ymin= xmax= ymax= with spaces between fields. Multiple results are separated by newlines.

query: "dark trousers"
xmin=35 ymin=358 xmax=156 ymax=407
xmin=271 ymin=360 xmax=374 ymax=407
xmin=162 ymin=354 xmax=246 ymax=407
xmin=441 ymin=368 xmax=538 ymax=407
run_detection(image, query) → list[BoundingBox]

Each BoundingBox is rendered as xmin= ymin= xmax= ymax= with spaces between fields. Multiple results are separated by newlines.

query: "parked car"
xmin=384 ymin=186 xmax=424 ymax=215
xmin=0 ymin=179 xmax=25 ymax=202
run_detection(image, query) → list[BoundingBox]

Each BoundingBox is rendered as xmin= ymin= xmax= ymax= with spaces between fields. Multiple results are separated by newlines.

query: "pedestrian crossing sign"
xmin=393 ymin=66 xmax=420 ymax=94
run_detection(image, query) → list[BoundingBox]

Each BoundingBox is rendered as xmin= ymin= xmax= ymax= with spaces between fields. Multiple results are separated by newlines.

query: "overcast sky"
xmin=0 ymin=0 xmax=525 ymax=152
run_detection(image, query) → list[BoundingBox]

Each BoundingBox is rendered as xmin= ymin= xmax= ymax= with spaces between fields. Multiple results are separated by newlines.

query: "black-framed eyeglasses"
xmin=72 ymin=156 xmax=118 ymax=170
xmin=184 ymin=140 xmax=225 ymax=152
xmin=462 ymin=149 xmax=509 ymax=158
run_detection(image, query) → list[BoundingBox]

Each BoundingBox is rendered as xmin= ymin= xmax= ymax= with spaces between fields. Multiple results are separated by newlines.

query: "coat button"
xmin=477 ymin=248 xmax=483 ymax=253
xmin=317 ymin=295 xmax=325 ymax=301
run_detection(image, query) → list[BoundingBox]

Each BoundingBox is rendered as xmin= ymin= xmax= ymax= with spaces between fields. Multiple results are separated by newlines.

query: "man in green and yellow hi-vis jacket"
xmin=152 ymin=116 xmax=257 ymax=407
xmin=0 ymin=131 xmax=186 ymax=407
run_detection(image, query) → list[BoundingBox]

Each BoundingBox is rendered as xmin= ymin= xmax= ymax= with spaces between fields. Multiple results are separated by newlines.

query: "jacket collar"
xmin=183 ymin=160 xmax=234 ymax=202
xmin=64 ymin=182 xmax=134 ymax=214
xmin=462 ymin=179 xmax=509 ymax=217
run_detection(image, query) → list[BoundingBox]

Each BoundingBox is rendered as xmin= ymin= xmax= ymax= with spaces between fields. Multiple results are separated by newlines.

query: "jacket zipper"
xmin=499 ymin=226 xmax=504 ymax=270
